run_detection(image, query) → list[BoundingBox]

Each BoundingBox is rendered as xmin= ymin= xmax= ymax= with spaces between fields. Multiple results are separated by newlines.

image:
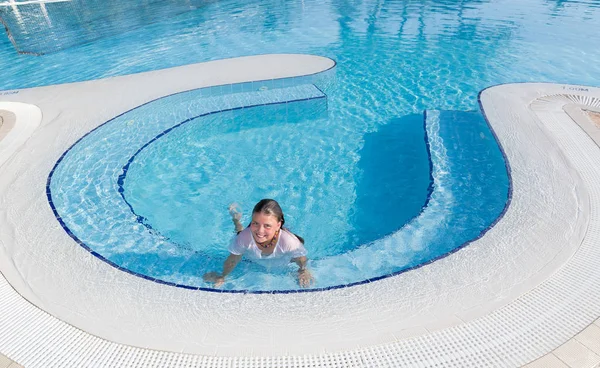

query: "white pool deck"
xmin=2 ymin=54 xmax=600 ymax=367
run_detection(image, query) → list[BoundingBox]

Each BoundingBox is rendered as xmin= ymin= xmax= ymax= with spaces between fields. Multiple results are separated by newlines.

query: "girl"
xmin=203 ymin=199 xmax=314 ymax=288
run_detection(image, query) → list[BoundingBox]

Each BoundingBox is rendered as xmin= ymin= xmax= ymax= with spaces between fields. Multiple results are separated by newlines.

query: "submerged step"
xmin=201 ymin=83 xmax=326 ymax=112
xmin=423 ymin=109 xmax=510 ymax=254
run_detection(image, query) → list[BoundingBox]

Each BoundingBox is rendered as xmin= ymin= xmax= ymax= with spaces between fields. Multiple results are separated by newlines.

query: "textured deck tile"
xmin=0 ymin=354 xmax=14 ymax=368
xmin=574 ymin=324 xmax=600 ymax=356
xmin=523 ymin=353 xmax=569 ymax=368
xmin=554 ymin=340 xmax=600 ymax=368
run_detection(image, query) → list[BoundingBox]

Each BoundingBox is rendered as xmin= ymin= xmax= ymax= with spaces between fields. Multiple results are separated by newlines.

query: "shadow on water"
xmin=347 ymin=114 xmax=431 ymax=249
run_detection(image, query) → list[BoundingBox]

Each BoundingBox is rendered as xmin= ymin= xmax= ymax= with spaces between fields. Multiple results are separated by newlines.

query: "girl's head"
xmin=250 ymin=199 xmax=284 ymax=244
xmin=252 ymin=198 xmax=285 ymax=225
xmin=250 ymin=199 xmax=305 ymax=244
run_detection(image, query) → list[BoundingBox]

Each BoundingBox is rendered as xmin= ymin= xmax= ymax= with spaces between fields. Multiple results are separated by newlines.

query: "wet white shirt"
xmin=228 ymin=227 xmax=307 ymax=268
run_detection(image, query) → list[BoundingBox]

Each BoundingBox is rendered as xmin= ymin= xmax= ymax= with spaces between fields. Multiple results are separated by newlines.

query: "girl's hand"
xmin=228 ymin=203 xmax=242 ymax=221
xmin=297 ymin=269 xmax=314 ymax=288
xmin=203 ymin=272 xmax=225 ymax=288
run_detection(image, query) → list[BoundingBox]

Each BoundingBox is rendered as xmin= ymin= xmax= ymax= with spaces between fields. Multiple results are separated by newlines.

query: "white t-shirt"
xmin=228 ymin=227 xmax=307 ymax=268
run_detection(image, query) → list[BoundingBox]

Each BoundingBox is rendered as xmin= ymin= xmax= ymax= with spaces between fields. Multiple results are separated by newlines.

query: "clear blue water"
xmin=47 ymin=82 xmax=507 ymax=291
xmin=121 ymin=94 xmax=431 ymax=261
xmin=0 ymin=0 xmax=212 ymax=54
xmin=5 ymin=0 xmax=600 ymax=291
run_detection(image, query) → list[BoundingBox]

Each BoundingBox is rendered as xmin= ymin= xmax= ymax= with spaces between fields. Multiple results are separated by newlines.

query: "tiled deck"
xmin=0 ymin=354 xmax=23 ymax=368
xmin=2 ymin=320 xmax=600 ymax=367
xmin=524 ymin=318 xmax=600 ymax=367
xmin=521 ymin=99 xmax=600 ymax=368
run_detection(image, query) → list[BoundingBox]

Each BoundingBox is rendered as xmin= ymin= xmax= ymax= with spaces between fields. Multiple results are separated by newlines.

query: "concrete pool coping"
xmin=0 ymin=105 xmax=40 ymax=168
xmin=1 ymin=54 xmax=600 ymax=366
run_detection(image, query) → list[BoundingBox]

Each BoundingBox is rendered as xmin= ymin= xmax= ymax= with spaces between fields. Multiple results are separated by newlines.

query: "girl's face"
xmin=250 ymin=212 xmax=282 ymax=244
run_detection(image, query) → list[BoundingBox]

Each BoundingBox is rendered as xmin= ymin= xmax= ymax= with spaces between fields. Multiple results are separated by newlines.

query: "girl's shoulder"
xmin=278 ymin=229 xmax=303 ymax=250
xmin=234 ymin=227 xmax=254 ymax=246
xmin=228 ymin=227 xmax=255 ymax=255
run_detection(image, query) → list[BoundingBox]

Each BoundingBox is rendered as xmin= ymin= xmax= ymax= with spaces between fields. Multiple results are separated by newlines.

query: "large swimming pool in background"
xmin=2 ymin=0 xmax=600 ymax=291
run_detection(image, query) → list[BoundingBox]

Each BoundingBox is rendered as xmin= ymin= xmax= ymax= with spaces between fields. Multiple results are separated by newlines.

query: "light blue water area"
xmin=2 ymin=0 xmax=600 ymax=94
xmin=0 ymin=0 xmax=212 ymax=54
xmin=8 ymin=0 xmax=600 ymax=290
xmin=48 ymin=82 xmax=506 ymax=291
xmin=123 ymin=103 xmax=430 ymax=261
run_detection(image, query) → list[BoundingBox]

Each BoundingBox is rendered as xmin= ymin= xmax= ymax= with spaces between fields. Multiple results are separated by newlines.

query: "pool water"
xmin=48 ymin=82 xmax=507 ymax=291
xmin=4 ymin=0 xmax=600 ymax=291
xmin=121 ymin=99 xmax=431 ymax=260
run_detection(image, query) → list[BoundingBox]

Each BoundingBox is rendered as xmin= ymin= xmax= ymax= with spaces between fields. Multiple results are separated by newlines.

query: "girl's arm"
xmin=203 ymin=253 xmax=242 ymax=287
xmin=203 ymin=204 xmax=245 ymax=287
xmin=229 ymin=203 xmax=244 ymax=233
xmin=291 ymin=256 xmax=314 ymax=287
xmin=222 ymin=253 xmax=242 ymax=277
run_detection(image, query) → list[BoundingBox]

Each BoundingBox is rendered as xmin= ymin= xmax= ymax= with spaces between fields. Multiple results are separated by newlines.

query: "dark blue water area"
xmin=425 ymin=110 xmax=509 ymax=261
xmin=348 ymin=114 xmax=431 ymax=249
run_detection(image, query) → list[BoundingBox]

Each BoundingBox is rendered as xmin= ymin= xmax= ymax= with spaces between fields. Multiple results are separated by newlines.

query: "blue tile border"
xmin=45 ymin=65 xmax=513 ymax=294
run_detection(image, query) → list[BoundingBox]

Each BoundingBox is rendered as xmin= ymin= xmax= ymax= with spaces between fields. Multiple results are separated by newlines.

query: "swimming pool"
xmin=2 ymin=0 xmax=600 ymax=93
xmin=5 ymin=0 xmax=598 ymax=292
xmin=46 ymin=75 xmax=509 ymax=291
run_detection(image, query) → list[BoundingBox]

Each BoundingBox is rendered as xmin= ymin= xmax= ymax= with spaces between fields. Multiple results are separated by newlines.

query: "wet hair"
xmin=252 ymin=199 xmax=305 ymax=244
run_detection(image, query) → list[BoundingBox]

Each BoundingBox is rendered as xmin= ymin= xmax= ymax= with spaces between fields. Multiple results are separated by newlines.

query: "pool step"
xmin=422 ymin=108 xmax=510 ymax=253
xmin=425 ymin=109 xmax=487 ymax=128
xmin=200 ymin=82 xmax=326 ymax=111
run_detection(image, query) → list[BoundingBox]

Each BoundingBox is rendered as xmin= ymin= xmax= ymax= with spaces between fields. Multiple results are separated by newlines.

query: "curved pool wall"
xmin=1 ymin=53 xmax=600 ymax=364
xmin=46 ymin=82 xmax=509 ymax=292
xmin=0 ymin=101 xmax=42 ymax=167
